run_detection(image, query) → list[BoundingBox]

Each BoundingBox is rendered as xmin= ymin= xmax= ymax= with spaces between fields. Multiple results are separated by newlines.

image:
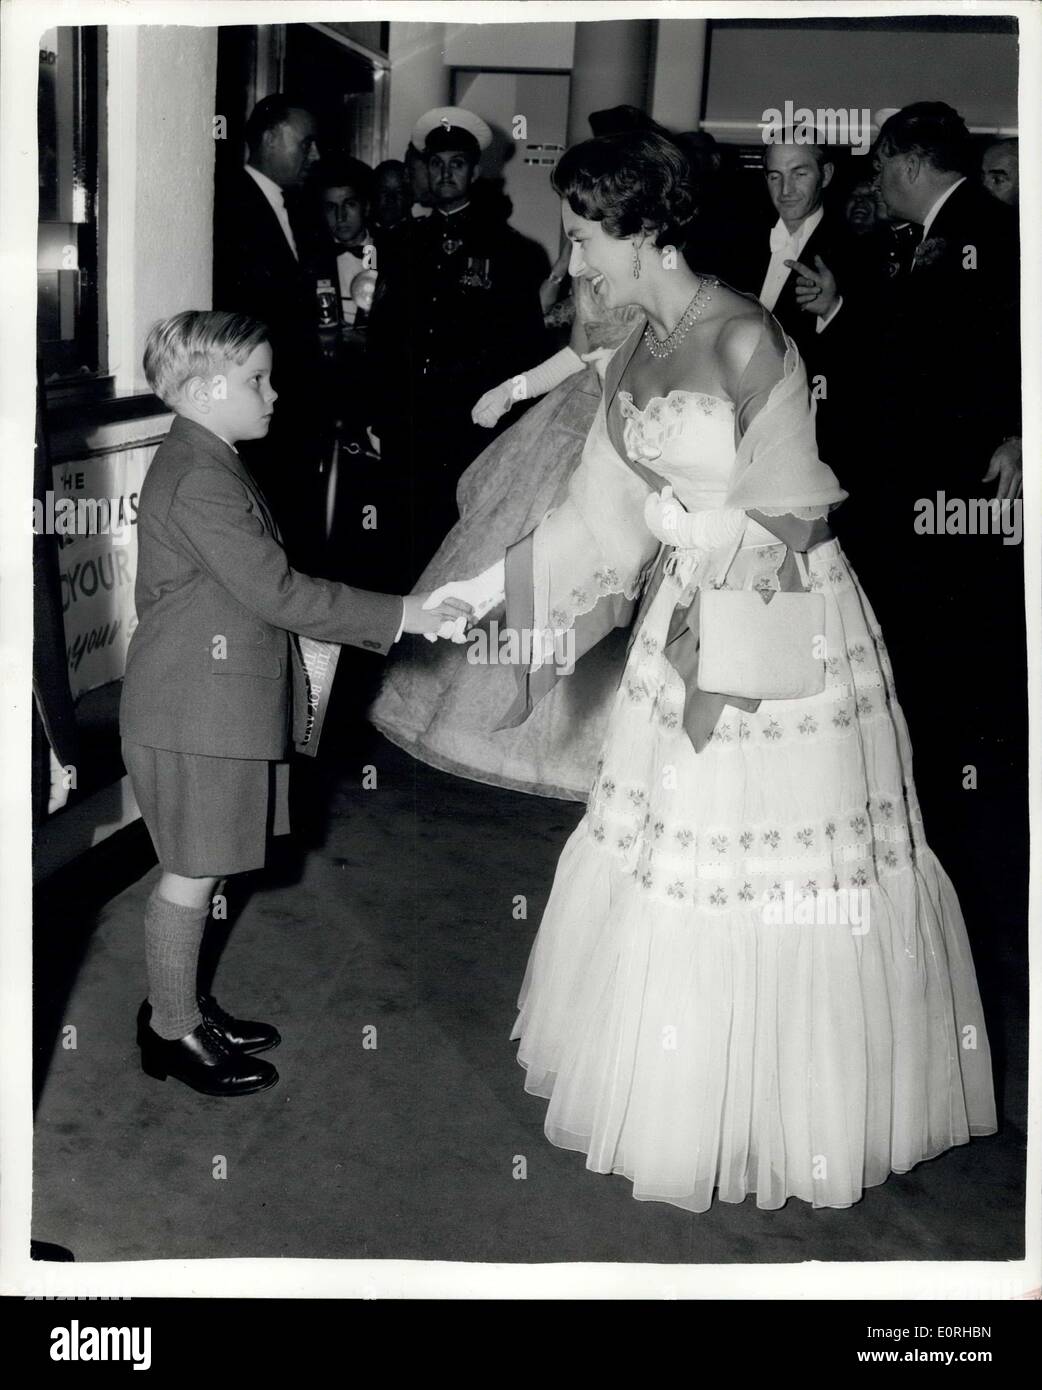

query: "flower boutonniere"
xmin=913 ymin=235 xmax=947 ymax=268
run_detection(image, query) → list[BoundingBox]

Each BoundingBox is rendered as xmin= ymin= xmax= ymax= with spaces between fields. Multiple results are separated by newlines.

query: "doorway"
xmin=451 ymin=68 xmax=570 ymax=262
xmin=214 ymin=22 xmax=389 ymax=171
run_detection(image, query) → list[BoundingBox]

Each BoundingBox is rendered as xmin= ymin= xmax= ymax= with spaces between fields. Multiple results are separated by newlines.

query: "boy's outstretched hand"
xmin=401 ymin=593 xmax=474 ymax=642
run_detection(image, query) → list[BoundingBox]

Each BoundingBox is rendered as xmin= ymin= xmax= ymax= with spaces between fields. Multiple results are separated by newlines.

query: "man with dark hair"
xmin=404 ymin=142 xmax=434 ymax=219
xmin=317 ymin=156 xmax=373 ymax=248
xmin=754 ymin=136 xmax=846 ymax=353
xmin=366 ymin=108 xmax=546 ymax=579
xmin=864 ymin=101 xmax=1020 ymax=508
xmin=721 ymin=132 xmax=849 ymax=464
xmin=980 ymin=137 xmax=1019 ymax=209
xmin=241 ymin=95 xmax=317 ymax=176
xmin=370 ymin=159 xmax=410 ymax=234
xmin=877 ymin=100 xmax=975 ymax=174
xmin=722 ymin=135 xmax=847 ymax=373
xmin=220 ymin=95 xmax=324 ymax=281
xmin=213 ymin=95 xmax=332 ymax=562
xmin=836 ymin=102 xmax=1023 ymax=899
xmin=314 ymin=155 xmax=374 ymax=322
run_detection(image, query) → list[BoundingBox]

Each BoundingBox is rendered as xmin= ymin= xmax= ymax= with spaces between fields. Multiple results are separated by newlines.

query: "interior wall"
xmin=649 ymin=18 xmax=707 ymax=133
xmin=387 ymin=21 xmax=450 ymax=160
xmin=106 ymin=26 xmax=218 ymax=393
xmin=443 ymin=20 xmax=574 ymax=70
xmin=454 ymin=69 xmax=570 ymax=261
xmin=705 ymin=21 xmax=1019 ymax=138
xmin=566 ymin=19 xmax=653 ymax=147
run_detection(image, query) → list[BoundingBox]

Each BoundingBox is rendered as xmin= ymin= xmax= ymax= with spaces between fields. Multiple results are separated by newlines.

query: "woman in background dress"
xmin=368 ymin=272 xmax=640 ymax=799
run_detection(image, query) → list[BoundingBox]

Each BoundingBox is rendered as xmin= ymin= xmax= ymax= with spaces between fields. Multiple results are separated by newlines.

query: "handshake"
xmin=400 ymin=559 xmax=507 ymax=644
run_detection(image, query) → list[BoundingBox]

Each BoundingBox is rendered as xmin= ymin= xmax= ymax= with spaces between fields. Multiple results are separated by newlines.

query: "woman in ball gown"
xmin=368 ymin=269 xmax=641 ymax=800
xmin=425 ymin=130 xmax=996 ymax=1212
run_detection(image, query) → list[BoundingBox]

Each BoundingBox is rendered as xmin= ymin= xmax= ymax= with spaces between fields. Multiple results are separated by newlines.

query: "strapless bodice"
xmin=612 ymin=388 xmax=738 ymax=514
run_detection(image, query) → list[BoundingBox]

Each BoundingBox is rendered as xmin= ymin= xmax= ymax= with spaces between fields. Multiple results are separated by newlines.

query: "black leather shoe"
xmin=137 ymin=1002 xmax=278 ymax=1096
xmin=197 ymin=992 xmax=281 ymax=1054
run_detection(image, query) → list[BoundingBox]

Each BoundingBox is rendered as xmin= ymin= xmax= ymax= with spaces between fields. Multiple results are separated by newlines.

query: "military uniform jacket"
xmin=367 ymin=202 xmax=545 ymax=439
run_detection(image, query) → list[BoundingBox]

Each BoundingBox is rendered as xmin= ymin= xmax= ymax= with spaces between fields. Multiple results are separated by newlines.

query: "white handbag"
xmin=697 ymin=523 xmax=826 ymax=700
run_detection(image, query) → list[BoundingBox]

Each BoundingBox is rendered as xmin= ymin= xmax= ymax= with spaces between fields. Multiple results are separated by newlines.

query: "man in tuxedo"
xmin=213 ymin=96 xmax=333 ymax=563
xmin=870 ymin=107 xmax=1020 ymax=491
xmin=723 ymin=135 xmax=853 ymax=469
xmin=828 ymin=103 xmax=1023 ymax=901
xmin=728 ymin=136 xmax=847 ymax=370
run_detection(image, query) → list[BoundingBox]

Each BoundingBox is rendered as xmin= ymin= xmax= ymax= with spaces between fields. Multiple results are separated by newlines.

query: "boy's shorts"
xmin=121 ymin=742 xmax=290 ymax=876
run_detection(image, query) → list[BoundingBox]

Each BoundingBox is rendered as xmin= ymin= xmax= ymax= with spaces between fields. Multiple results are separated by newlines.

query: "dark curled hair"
xmin=551 ymin=130 xmax=699 ymax=250
xmin=877 ymin=102 xmax=973 ymax=177
xmin=313 ymin=155 xmax=374 ymax=202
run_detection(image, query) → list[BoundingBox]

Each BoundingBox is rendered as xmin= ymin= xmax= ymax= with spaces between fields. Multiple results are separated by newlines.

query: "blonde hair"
xmin=143 ymin=310 xmax=269 ymax=406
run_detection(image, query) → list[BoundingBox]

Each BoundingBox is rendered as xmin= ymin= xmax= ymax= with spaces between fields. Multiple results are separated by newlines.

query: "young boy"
xmin=122 ymin=310 xmax=469 ymax=1097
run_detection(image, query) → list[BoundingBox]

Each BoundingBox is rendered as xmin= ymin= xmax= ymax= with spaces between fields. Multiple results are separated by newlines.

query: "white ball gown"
xmin=505 ymin=315 xmax=996 ymax=1212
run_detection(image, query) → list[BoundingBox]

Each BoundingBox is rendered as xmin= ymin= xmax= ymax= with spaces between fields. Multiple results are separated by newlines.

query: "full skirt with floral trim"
xmin=511 ymin=536 xmax=997 ymax=1211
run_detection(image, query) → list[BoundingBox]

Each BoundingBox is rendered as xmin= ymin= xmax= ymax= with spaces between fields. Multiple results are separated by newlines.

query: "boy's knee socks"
xmin=144 ymin=887 xmax=208 ymax=1040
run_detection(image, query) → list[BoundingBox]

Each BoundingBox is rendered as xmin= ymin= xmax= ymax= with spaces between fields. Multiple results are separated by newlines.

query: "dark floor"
xmin=32 ymin=689 xmax=1028 ymax=1265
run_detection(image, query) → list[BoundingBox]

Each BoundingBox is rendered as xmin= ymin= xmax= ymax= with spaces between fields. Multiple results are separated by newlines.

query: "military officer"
xmin=367 ymin=107 xmax=546 ymax=579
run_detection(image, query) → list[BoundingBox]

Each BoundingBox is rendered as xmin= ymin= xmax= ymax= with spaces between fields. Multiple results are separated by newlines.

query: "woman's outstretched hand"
xmin=402 ymin=593 xmax=474 ymax=642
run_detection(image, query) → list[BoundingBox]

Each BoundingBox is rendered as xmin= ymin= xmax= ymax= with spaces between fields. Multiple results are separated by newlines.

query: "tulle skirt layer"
xmin=369 ymin=369 xmax=626 ymax=800
xmin=511 ymin=539 xmax=996 ymax=1210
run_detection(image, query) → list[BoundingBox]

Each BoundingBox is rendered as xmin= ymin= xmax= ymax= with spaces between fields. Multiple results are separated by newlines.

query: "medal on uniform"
xmin=460 ymin=256 xmax=491 ymax=289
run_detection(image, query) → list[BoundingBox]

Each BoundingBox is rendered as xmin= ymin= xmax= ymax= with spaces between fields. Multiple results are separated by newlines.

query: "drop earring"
xmin=632 ymin=239 xmax=642 ymax=279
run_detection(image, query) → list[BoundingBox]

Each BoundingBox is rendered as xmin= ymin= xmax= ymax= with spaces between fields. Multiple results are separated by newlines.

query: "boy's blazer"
xmin=121 ymin=416 xmax=403 ymax=759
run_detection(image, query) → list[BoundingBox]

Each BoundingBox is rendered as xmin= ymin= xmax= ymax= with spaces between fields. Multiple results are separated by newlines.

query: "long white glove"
xmin=471 ymin=348 xmax=585 ymax=428
xmin=522 ymin=346 xmax=585 ymax=399
xmin=643 ymin=487 xmax=746 ymax=551
xmin=421 ymin=558 xmax=506 ymax=642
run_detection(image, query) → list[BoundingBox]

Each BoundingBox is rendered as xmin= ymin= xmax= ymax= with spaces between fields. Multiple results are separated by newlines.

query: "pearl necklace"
xmin=643 ymin=277 xmax=716 ymax=359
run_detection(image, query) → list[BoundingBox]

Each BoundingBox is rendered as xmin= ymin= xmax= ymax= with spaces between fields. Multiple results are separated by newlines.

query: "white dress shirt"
xmin=335 ymin=249 xmax=365 ymax=324
xmin=918 ymin=176 xmax=966 ymax=245
xmin=244 ymin=163 xmax=298 ymax=260
xmin=758 ymin=206 xmax=824 ymax=311
xmin=759 ymin=206 xmax=841 ymax=332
